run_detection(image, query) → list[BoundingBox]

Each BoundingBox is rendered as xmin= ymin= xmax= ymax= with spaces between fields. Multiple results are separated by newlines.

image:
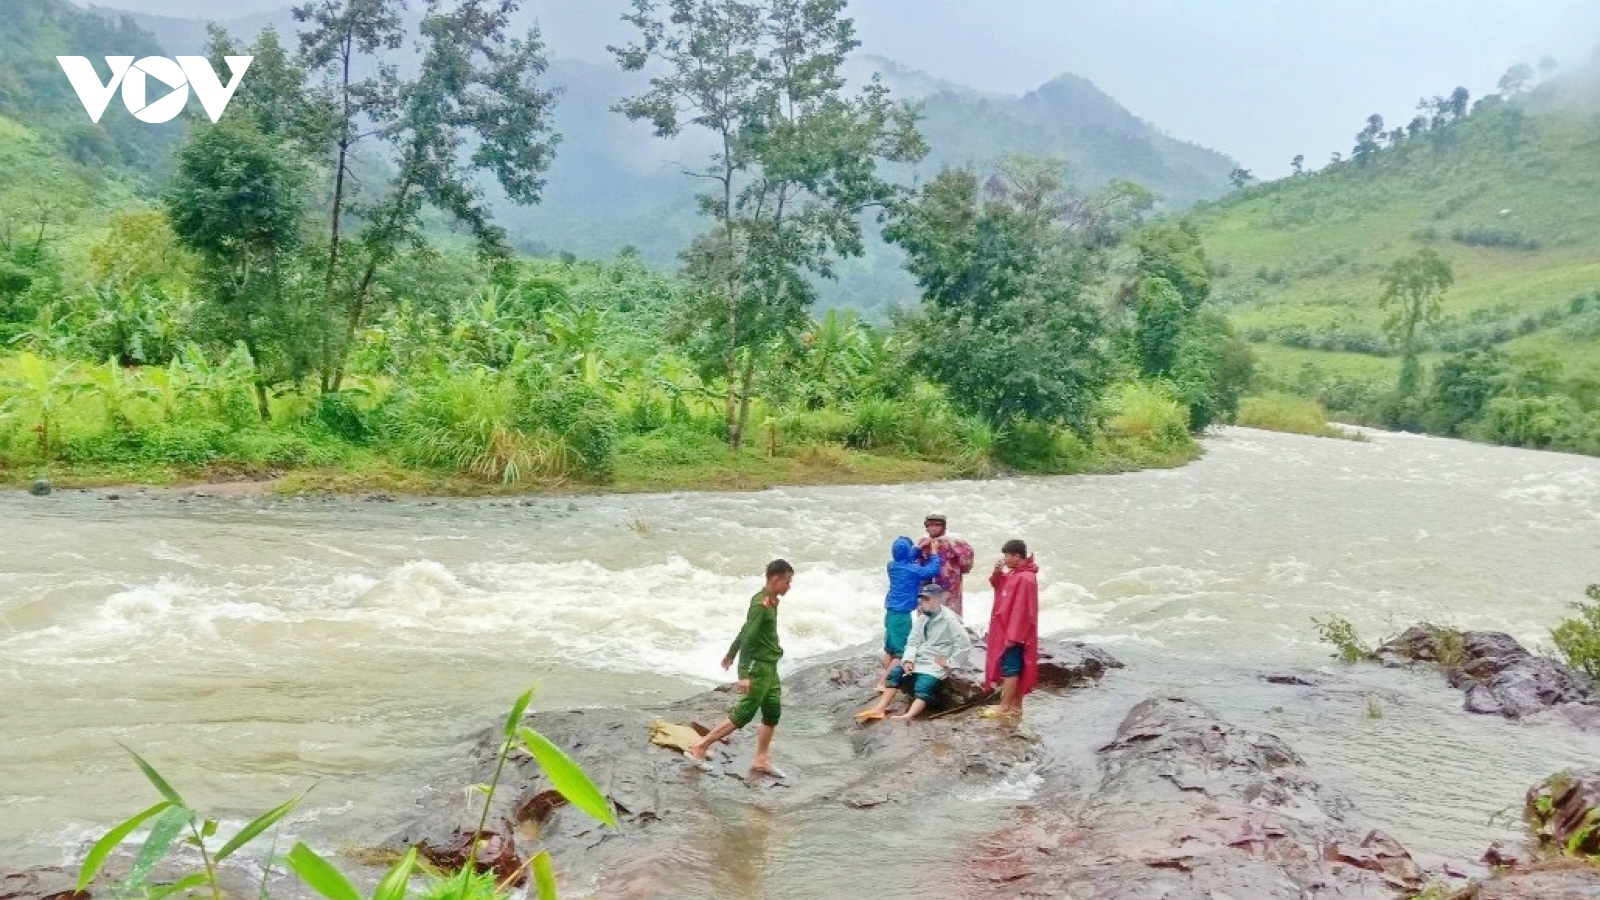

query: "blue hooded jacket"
xmin=885 ymin=536 xmax=942 ymax=613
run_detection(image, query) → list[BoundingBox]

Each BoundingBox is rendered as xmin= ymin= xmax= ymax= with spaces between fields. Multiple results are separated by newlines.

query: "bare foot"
xmin=889 ymin=712 xmax=915 ymax=722
xmin=750 ymin=757 xmax=786 ymax=778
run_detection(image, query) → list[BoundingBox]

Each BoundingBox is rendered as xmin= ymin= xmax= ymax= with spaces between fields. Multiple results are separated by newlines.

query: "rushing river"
xmin=2 ymin=426 xmax=1598 ymax=886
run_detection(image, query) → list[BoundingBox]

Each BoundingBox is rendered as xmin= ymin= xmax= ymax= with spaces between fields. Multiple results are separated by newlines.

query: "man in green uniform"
xmin=686 ymin=559 xmax=794 ymax=776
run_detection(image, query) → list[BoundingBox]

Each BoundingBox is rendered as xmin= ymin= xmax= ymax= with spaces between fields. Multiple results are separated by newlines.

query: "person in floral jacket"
xmin=916 ymin=514 xmax=974 ymax=617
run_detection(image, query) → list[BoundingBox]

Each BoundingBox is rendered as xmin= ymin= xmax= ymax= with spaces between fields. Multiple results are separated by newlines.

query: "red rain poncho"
xmin=985 ymin=557 xmax=1040 ymax=695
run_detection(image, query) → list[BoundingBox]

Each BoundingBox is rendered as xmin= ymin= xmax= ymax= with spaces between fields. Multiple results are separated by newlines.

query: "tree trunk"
xmin=320 ymin=36 xmax=356 ymax=393
xmin=330 ymin=175 xmax=414 ymax=393
xmin=733 ymin=348 xmax=757 ymax=451
xmin=254 ymin=382 xmax=271 ymax=422
xmin=724 ymin=331 xmax=739 ymax=448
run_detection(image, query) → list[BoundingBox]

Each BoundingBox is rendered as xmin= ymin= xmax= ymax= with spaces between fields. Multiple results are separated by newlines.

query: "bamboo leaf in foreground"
xmin=128 ymin=803 xmax=194 ymax=886
xmin=285 ymin=842 xmax=362 ymax=900
xmin=532 ymin=851 xmax=558 ymax=900
xmin=517 ymin=727 xmax=617 ymax=828
xmin=77 ymin=800 xmax=173 ymax=891
xmin=371 ymin=846 xmax=417 ymax=900
xmin=503 ymin=688 xmax=535 ymax=738
xmin=120 ymin=744 xmax=188 ymax=808
xmin=216 ymin=785 xmax=313 ymax=861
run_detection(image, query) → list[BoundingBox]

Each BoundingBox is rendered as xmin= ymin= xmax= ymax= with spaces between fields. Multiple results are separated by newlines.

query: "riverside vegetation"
xmin=75 ymin=689 xmax=613 ymax=900
xmin=0 ymin=0 xmax=1258 ymax=495
xmin=1195 ymin=59 xmax=1600 ymax=456
xmin=1314 ymin=582 xmax=1600 ymax=686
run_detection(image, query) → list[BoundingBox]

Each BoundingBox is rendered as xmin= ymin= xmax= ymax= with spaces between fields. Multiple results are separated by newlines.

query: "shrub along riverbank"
xmin=0 ymin=343 xmax=1203 ymax=496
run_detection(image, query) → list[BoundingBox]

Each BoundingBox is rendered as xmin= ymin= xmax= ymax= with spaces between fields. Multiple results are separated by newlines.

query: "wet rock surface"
xmin=0 ymin=868 xmax=79 ymax=900
xmin=1373 ymin=626 xmax=1599 ymax=724
xmin=1525 ymin=769 xmax=1600 ymax=858
xmin=961 ymin=697 xmax=1425 ymax=899
xmin=1448 ymin=860 xmax=1600 ymax=899
xmin=390 ymin=647 xmax=1087 ymax=896
xmin=1430 ymin=771 xmax=1600 ymax=899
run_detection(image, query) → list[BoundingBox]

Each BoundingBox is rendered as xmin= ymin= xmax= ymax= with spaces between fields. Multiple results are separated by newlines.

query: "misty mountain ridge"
xmin=50 ymin=0 xmax=1240 ymax=309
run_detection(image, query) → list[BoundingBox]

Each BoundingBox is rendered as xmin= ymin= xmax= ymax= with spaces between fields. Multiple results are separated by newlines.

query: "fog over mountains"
xmin=72 ymin=0 xmax=1245 ymax=307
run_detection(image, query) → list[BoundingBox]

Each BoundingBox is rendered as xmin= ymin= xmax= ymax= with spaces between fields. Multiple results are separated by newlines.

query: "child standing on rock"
xmin=687 ymin=559 xmax=794 ymax=777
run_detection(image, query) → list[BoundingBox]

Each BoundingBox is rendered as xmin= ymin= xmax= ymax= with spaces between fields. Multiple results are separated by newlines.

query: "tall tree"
xmin=1378 ymin=248 xmax=1454 ymax=398
xmin=886 ymin=163 xmax=1142 ymax=434
xmin=611 ymin=0 xmax=925 ymax=449
xmin=293 ymin=0 xmax=406 ymax=389
xmin=303 ymin=0 xmax=560 ymax=391
xmin=1228 ymin=167 xmax=1254 ymax=189
xmin=1352 ymin=113 xmax=1384 ymax=165
xmin=166 ymin=119 xmax=308 ymax=419
xmin=1497 ymin=63 xmax=1534 ymax=95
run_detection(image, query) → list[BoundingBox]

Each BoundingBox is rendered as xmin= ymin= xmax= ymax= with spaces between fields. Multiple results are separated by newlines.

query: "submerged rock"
xmin=1373 ymin=626 xmax=1599 ymax=725
xmin=961 ymin=697 xmax=1426 ymax=899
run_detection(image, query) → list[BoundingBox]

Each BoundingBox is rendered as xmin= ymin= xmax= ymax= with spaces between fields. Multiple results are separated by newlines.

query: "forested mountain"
xmin=1193 ymin=62 xmax=1600 ymax=452
xmin=40 ymin=1 xmax=1238 ymax=310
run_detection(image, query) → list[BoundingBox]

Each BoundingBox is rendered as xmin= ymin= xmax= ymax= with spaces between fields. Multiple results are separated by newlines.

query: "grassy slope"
xmin=1191 ymin=67 xmax=1600 ymax=392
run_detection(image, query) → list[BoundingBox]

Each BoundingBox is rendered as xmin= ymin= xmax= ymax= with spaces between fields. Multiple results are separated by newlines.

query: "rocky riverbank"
xmin=10 ymin=629 xmax=1600 ymax=900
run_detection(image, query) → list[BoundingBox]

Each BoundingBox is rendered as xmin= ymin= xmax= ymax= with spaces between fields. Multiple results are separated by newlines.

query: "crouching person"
xmin=856 ymin=583 xmax=972 ymax=722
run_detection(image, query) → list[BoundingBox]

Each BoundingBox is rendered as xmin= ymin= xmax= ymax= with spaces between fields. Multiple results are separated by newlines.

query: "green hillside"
xmin=0 ymin=0 xmax=181 ymax=169
xmin=1192 ymin=65 xmax=1600 ymax=452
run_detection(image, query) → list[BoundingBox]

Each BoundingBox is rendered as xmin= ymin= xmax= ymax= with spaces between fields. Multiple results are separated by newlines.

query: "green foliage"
xmin=888 ymin=164 xmax=1130 ymax=435
xmin=1551 ymin=584 xmax=1600 ymax=681
xmin=1424 ymin=348 xmax=1508 ymax=434
xmin=1133 ymin=277 xmax=1186 ymax=378
xmin=387 ymin=368 xmax=573 ymax=485
xmin=1104 ymin=381 xmax=1191 ymax=449
xmin=1196 ymin=70 xmax=1600 ymax=458
xmin=1237 ymin=393 xmax=1345 ymax=438
xmin=0 ymin=0 xmax=179 ymax=168
xmin=1423 ymin=623 xmax=1466 ymax=667
xmin=1313 ymin=615 xmax=1373 ymax=663
xmin=80 ymin=690 xmax=615 ymax=900
xmin=1378 ymin=248 xmax=1454 ymax=398
xmin=614 ymin=0 xmax=925 ymax=448
xmin=76 ymin=746 xmax=309 ymax=900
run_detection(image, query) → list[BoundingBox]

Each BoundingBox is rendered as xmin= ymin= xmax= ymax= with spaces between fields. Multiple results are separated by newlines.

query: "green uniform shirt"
xmin=726 ymin=589 xmax=783 ymax=678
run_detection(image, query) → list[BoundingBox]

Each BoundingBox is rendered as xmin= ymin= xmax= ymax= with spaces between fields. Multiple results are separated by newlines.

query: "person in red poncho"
xmin=983 ymin=539 xmax=1039 ymax=719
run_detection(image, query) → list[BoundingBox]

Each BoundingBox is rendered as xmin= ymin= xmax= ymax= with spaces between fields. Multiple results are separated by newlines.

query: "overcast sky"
xmin=88 ymin=0 xmax=1600 ymax=178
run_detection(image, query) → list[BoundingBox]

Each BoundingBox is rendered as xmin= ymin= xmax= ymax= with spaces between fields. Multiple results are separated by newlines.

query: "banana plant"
xmin=0 ymin=351 xmax=85 ymax=457
xmin=81 ymin=357 xmax=159 ymax=432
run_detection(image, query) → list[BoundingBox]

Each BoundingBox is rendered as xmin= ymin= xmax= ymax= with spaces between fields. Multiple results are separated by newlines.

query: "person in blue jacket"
xmin=879 ymin=536 xmax=942 ymax=688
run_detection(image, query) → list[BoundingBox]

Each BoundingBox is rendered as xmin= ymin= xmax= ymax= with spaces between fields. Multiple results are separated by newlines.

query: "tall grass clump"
xmin=386 ymin=368 xmax=620 ymax=484
xmin=1104 ymin=382 xmax=1191 ymax=449
xmin=1313 ymin=615 xmax=1373 ymax=663
xmin=1237 ymin=392 xmax=1347 ymax=438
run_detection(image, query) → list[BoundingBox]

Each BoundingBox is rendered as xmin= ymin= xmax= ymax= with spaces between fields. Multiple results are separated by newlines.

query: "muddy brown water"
xmin=2 ymin=427 xmax=1598 ymax=897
